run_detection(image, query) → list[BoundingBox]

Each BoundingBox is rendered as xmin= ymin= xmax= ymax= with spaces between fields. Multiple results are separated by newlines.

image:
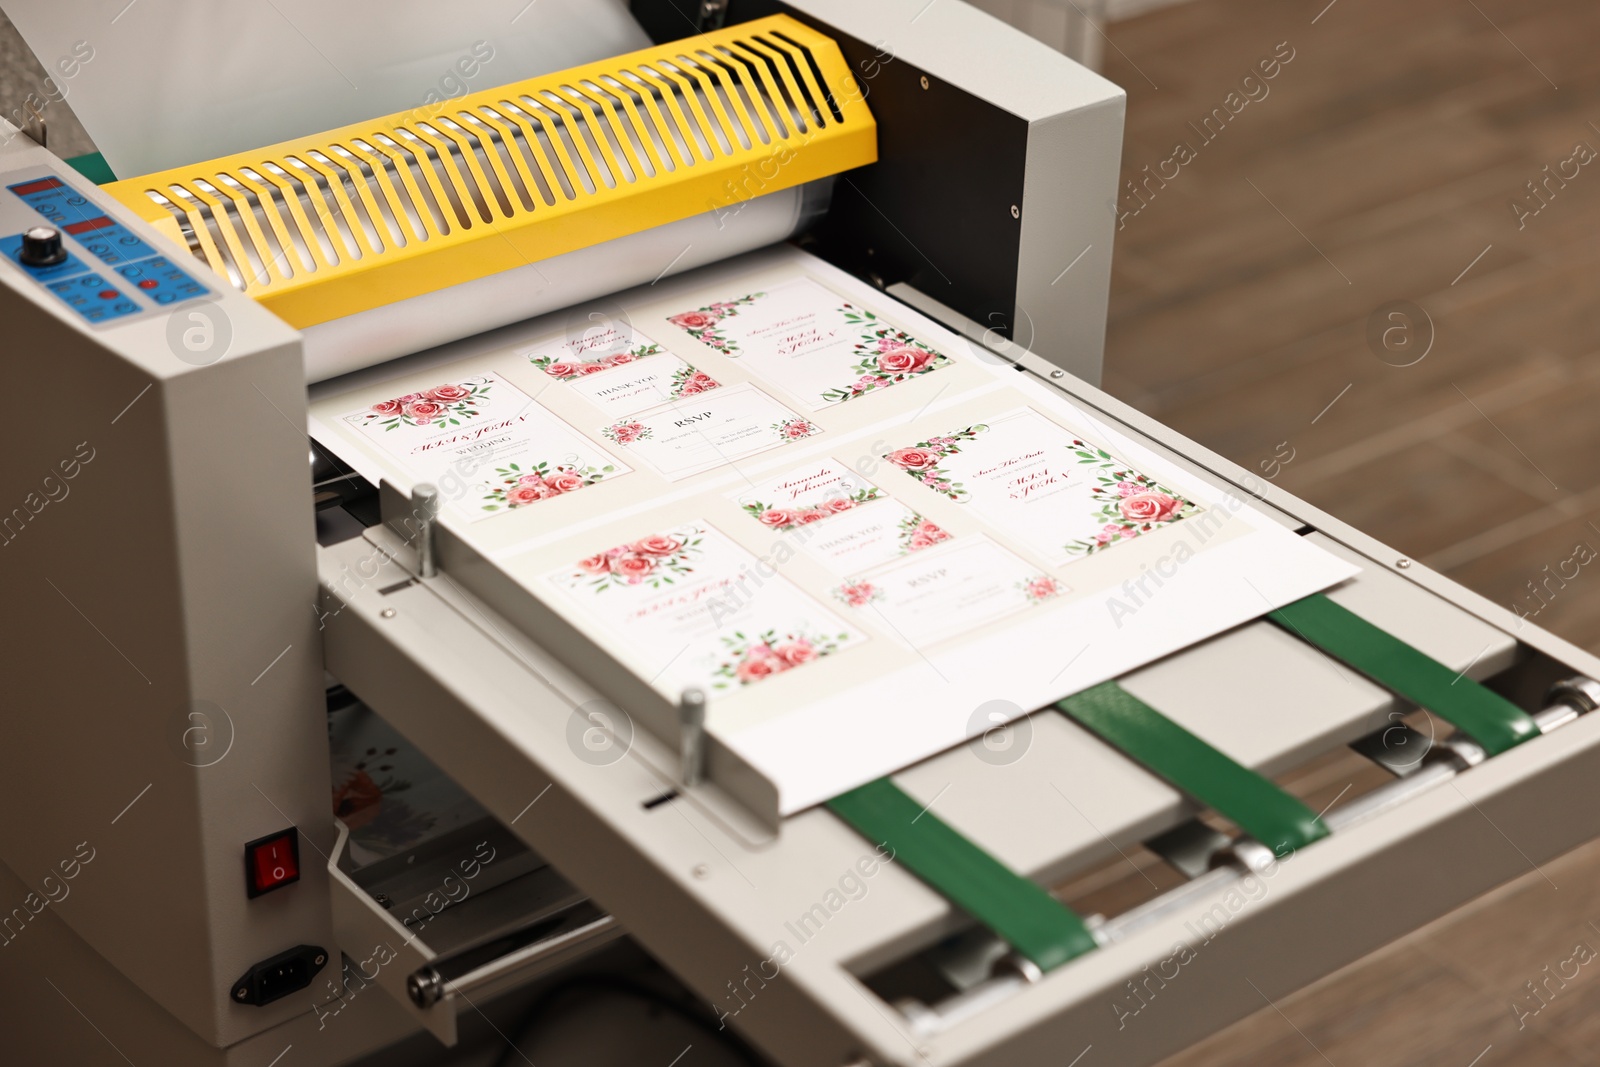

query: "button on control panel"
xmin=2 ymin=173 xmax=210 ymax=327
xmin=115 ymin=256 xmax=208 ymax=305
xmin=46 ymin=273 xmax=141 ymax=324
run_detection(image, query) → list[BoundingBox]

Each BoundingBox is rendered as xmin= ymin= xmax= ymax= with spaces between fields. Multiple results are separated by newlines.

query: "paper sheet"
xmin=3 ymin=0 xmax=649 ymax=177
xmin=308 ymin=249 xmax=1361 ymax=814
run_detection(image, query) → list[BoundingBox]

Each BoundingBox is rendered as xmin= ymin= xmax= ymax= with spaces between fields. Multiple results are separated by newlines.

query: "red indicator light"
xmin=64 ymin=216 xmax=113 ymax=235
xmin=98 ymin=289 xmax=119 ymax=299
xmin=245 ymin=829 xmax=301 ymax=898
xmin=10 ymin=177 xmax=64 ymax=196
xmin=138 ymin=279 xmax=158 ymax=289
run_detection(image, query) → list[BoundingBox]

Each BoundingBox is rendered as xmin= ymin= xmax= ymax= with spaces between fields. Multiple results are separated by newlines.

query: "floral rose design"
xmin=359 ymin=379 xmax=492 ymax=430
xmin=506 ymin=485 xmax=545 ymax=507
xmin=611 ymin=555 xmax=657 ymax=582
xmin=569 ymin=527 xmax=705 ymax=590
xmin=1063 ymin=445 xmax=1199 ymax=556
xmin=545 ymin=472 xmax=587 ymax=494
xmin=819 ymin=305 xmax=949 ymax=404
xmin=875 ymin=344 xmax=936 ymax=375
xmin=669 ymin=311 xmax=718 ymax=330
xmin=1019 ymin=574 xmax=1064 ymax=605
xmin=426 ymin=383 xmax=472 ymax=403
xmin=528 ymin=343 xmax=662 ymax=380
xmin=405 ymin=399 xmax=445 ymax=423
xmin=635 ymin=534 xmax=682 ymax=555
xmin=665 ymin=293 xmax=762 ymax=354
xmin=898 ymin=513 xmax=952 ymax=553
xmin=757 ymin=508 xmax=795 ymax=528
xmin=711 ymin=627 xmax=846 ymax=689
xmin=773 ymin=642 xmax=817 ymax=668
xmin=603 ymin=420 xmax=651 ymax=445
xmin=481 ymin=460 xmax=617 ymax=512
xmin=883 ymin=425 xmax=989 ymax=500
xmin=823 ymin=497 xmax=855 ymax=514
xmin=772 ymin=418 xmax=820 ymax=441
xmin=888 ymin=447 xmax=940 ymax=471
xmin=834 ymin=581 xmax=881 ymax=608
xmin=1120 ymin=492 xmax=1182 ymax=524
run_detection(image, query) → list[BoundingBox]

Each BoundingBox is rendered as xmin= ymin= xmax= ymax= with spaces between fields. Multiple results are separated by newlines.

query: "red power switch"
xmin=245 ymin=829 xmax=300 ymax=898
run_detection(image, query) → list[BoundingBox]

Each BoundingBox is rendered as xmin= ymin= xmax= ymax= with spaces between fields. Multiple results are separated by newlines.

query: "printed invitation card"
xmin=665 ymin=278 xmax=950 ymax=408
xmin=521 ymin=328 xmax=722 ymax=416
xmin=599 ymin=382 xmax=821 ymax=481
xmin=882 ymin=407 xmax=1200 ymax=563
xmin=831 ymin=537 xmax=1063 ymax=648
xmin=729 ymin=459 xmax=955 ymax=576
xmin=545 ymin=523 xmax=865 ymax=693
xmin=341 ymin=373 xmax=628 ymax=520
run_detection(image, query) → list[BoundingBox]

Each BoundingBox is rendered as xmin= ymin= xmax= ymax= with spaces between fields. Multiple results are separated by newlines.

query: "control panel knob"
xmin=19 ymin=225 xmax=66 ymax=267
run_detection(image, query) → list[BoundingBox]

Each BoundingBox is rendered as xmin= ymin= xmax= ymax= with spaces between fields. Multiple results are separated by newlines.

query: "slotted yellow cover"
xmin=104 ymin=15 xmax=875 ymax=328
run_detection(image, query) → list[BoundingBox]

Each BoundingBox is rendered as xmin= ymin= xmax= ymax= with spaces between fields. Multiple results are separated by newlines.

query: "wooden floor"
xmin=1094 ymin=1 xmax=1600 ymax=1063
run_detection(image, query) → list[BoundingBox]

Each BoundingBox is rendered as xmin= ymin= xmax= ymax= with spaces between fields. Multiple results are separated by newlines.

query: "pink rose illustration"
xmin=889 ymin=447 xmax=940 ymax=471
xmin=371 ymin=398 xmax=402 ymax=416
xmin=773 ymin=641 xmax=816 ymax=668
xmin=797 ymin=509 xmax=826 ymax=524
xmin=670 ymin=311 xmax=717 ymax=330
xmin=606 ymin=351 xmax=636 ymax=365
xmin=916 ymin=520 xmax=950 ymax=543
xmin=781 ymin=420 xmax=815 ymax=439
xmin=838 ymin=582 xmax=876 ymax=607
xmin=1028 ymin=577 xmax=1060 ymax=600
xmin=405 ymin=399 xmax=444 ymax=422
xmin=635 ymin=534 xmax=682 ymax=556
xmin=691 ymin=372 xmax=717 ymax=386
xmin=824 ymin=497 xmax=854 ymax=514
xmin=1120 ymin=492 xmax=1180 ymax=524
xmin=426 ymin=383 xmax=471 ymax=403
xmin=610 ymin=422 xmax=645 ymax=443
xmin=577 ymin=553 xmax=610 ymax=574
xmin=518 ymin=474 xmax=544 ymax=486
xmin=757 ymin=508 xmax=795 ymax=528
xmin=909 ymin=533 xmax=935 ymax=551
xmin=397 ymin=393 xmax=424 ymax=403
xmin=578 ymin=362 xmax=609 ymax=375
xmin=1116 ymin=480 xmax=1144 ymax=496
xmin=544 ymin=472 xmax=586 ymax=494
xmin=679 ymin=381 xmax=705 ymax=395
xmin=506 ymin=485 xmax=544 ymax=507
xmin=612 ymin=555 xmax=656 ymax=582
xmin=545 ymin=361 xmax=578 ymax=378
xmin=736 ymin=654 xmax=779 ymax=683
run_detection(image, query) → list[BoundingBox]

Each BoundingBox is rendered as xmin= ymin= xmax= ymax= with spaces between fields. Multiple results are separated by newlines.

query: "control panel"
xmin=2 ymin=173 xmax=210 ymax=327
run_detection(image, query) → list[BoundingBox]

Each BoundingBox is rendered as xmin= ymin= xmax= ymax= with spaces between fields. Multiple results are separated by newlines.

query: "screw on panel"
xmin=1050 ymin=369 xmax=1064 ymax=379
xmin=920 ymin=75 xmax=930 ymax=90
xmin=1396 ymin=559 xmax=1411 ymax=569
xmin=380 ymin=608 xmax=396 ymax=618
xmin=1010 ymin=204 xmax=1020 ymax=219
xmin=693 ymin=864 xmax=710 ymax=879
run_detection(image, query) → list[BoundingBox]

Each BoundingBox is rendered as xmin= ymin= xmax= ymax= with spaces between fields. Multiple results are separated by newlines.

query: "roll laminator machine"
xmin=3 ymin=2 xmax=1599 ymax=1064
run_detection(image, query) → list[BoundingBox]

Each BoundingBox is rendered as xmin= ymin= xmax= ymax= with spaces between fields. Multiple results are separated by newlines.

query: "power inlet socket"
xmin=232 ymin=944 xmax=328 ymax=1007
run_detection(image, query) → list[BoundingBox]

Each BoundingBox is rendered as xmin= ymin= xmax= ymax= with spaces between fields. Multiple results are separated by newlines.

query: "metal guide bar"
xmin=101 ymin=17 xmax=876 ymax=327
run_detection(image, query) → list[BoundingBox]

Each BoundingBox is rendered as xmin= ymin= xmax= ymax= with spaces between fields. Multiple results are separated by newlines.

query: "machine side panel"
xmin=0 ymin=140 xmax=331 ymax=1046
